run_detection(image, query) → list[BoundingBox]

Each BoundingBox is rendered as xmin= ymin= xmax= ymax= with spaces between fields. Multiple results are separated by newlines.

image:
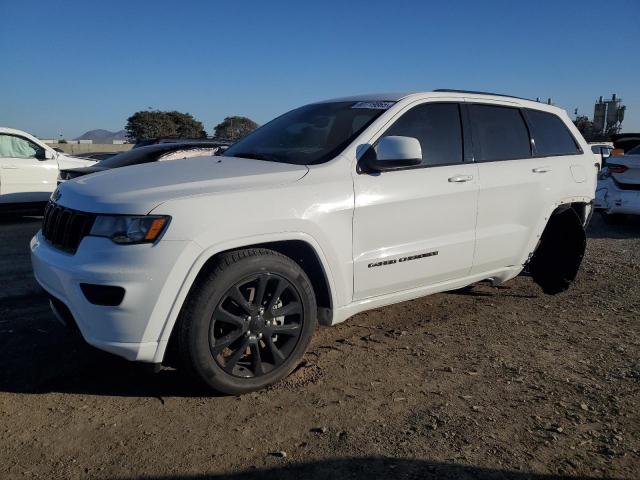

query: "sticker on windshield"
xmin=352 ymin=101 xmax=395 ymax=110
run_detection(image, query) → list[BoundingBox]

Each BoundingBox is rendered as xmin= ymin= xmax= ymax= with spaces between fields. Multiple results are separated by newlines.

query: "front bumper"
xmin=595 ymin=179 xmax=640 ymax=215
xmin=31 ymin=231 xmax=201 ymax=362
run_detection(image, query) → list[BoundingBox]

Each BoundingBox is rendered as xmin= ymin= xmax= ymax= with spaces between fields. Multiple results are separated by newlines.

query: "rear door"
xmin=352 ymin=102 xmax=478 ymax=299
xmin=468 ymin=102 xmax=558 ymax=274
xmin=0 ymin=133 xmax=58 ymax=203
xmin=469 ymin=102 xmax=585 ymax=279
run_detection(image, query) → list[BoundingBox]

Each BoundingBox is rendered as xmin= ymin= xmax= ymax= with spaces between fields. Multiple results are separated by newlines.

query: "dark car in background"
xmin=132 ymin=137 xmax=233 ymax=149
xmin=77 ymin=152 xmax=120 ymax=161
xmin=58 ymin=142 xmax=226 ymax=183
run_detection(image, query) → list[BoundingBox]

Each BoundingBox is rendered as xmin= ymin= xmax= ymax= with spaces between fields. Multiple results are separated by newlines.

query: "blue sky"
xmin=1 ymin=0 xmax=638 ymax=139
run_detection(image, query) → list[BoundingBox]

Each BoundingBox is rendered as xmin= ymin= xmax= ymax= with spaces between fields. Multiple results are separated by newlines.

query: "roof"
xmin=0 ymin=127 xmax=38 ymax=136
xmin=317 ymin=90 xmax=561 ymax=112
xmin=317 ymin=92 xmax=413 ymax=103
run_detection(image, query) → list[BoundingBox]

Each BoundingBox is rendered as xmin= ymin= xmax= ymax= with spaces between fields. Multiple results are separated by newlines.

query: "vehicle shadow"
xmin=587 ymin=212 xmax=640 ymax=239
xmin=0 ymin=301 xmax=216 ymax=398
xmin=445 ymin=284 xmax=538 ymax=299
xmin=117 ymin=457 xmax=611 ymax=480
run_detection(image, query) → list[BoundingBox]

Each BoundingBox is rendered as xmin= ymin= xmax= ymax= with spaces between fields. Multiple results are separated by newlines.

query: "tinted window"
xmin=469 ymin=105 xmax=531 ymax=161
xmin=380 ymin=103 xmax=463 ymax=166
xmin=525 ymin=109 xmax=580 ymax=156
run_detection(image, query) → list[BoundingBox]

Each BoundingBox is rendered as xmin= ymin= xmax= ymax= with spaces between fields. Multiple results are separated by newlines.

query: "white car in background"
xmin=0 ymin=127 xmax=96 ymax=214
xmin=589 ymin=142 xmax=613 ymax=168
xmin=595 ymin=144 xmax=640 ymax=221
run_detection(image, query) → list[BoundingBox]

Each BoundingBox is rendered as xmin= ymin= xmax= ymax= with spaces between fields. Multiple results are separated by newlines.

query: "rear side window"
xmin=525 ymin=109 xmax=580 ymax=156
xmin=380 ymin=103 xmax=463 ymax=166
xmin=469 ymin=105 xmax=531 ymax=161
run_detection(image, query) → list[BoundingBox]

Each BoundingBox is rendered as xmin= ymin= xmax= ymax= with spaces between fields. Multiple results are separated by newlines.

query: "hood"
xmin=56 ymin=155 xmax=309 ymax=214
xmin=57 ymin=154 xmax=97 ymax=169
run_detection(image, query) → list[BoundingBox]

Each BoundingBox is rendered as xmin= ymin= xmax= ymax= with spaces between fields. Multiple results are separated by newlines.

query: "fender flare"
xmin=152 ymin=231 xmax=338 ymax=363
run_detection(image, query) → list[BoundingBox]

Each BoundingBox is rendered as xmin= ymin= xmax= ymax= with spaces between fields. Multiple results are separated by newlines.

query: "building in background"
xmin=593 ymin=94 xmax=626 ymax=136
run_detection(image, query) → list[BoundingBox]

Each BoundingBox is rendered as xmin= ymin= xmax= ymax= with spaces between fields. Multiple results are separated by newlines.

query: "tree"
xmin=213 ymin=116 xmax=258 ymax=140
xmin=573 ymin=115 xmax=610 ymax=142
xmin=574 ymin=115 xmax=623 ymax=143
xmin=125 ymin=110 xmax=206 ymax=142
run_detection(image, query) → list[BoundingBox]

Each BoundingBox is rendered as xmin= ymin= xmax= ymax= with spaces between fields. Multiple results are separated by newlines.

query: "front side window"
xmin=223 ymin=101 xmax=390 ymax=165
xmin=377 ymin=103 xmax=464 ymax=167
xmin=0 ymin=134 xmax=44 ymax=159
xmin=469 ymin=105 xmax=531 ymax=161
xmin=525 ymin=109 xmax=580 ymax=156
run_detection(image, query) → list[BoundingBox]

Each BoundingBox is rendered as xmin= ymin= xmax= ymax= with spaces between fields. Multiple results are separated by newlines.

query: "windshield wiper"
xmin=228 ymin=152 xmax=281 ymax=162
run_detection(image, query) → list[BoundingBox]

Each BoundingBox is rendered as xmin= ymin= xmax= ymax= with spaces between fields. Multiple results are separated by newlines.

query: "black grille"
xmin=42 ymin=202 xmax=96 ymax=254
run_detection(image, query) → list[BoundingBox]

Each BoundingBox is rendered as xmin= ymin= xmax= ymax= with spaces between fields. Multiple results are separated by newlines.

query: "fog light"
xmin=80 ymin=284 xmax=125 ymax=306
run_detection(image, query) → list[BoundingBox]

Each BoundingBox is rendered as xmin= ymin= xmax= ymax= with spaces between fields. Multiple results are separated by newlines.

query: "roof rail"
xmin=433 ymin=89 xmax=534 ymax=102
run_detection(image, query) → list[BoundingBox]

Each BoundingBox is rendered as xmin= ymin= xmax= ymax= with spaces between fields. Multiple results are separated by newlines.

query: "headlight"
xmin=90 ymin=215 xmax=170 ymax=244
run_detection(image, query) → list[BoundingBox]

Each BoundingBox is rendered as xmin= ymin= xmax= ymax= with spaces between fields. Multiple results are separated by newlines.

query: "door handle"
xmin=448 ymin=174 xmax=473 ymax=183
xmin=1 ymin=165 xmax=18 ymax=169
xmin=532 ymin=166 xmax=552 ymax=173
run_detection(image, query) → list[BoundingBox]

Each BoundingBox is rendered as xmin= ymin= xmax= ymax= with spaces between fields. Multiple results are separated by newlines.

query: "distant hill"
xmin=74 ymin=129 xmax=127 ymax=143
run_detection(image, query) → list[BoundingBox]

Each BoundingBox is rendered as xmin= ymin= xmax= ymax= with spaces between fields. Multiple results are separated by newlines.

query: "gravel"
xmin=0 ymin=213 xmax=638 ymax=479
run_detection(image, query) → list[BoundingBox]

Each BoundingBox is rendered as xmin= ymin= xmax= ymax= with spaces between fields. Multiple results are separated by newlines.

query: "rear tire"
xmin=177 ymin=248 xmax=317 ymax=394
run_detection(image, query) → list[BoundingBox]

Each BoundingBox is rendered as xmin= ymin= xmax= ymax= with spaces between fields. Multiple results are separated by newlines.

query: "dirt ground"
xmin=0 ymin=214 xmax=638 ymax=480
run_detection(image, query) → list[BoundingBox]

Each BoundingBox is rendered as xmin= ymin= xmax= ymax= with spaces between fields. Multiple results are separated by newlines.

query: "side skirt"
xmin=331 ymin=266 xmax=522 ymax=325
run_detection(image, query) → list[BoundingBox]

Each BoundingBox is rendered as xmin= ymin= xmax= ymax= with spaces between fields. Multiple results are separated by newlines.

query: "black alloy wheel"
xmin=210 ymin=273 xmax=304 ymax=378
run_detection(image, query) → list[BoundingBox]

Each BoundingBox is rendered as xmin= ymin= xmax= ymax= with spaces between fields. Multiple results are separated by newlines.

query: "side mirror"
xmin=42 ymin=149 xmax=55 ymax=160
xmin=364 ymin=136 xmax=422 ymax=172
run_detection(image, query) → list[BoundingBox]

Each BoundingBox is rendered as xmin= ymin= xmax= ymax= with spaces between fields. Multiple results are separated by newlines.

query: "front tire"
xmin=177 ymin=248 xmax=317 ymax=394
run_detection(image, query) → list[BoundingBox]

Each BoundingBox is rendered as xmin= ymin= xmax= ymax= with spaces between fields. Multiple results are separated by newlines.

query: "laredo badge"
xmin=368 ymin=251 xmax=438 ymax=268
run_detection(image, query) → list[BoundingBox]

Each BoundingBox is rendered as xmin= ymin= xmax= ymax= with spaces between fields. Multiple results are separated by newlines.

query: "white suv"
xmin=0 ymin=128 xmax=95 ymax=214
xmin=31 ymin=91 xmax=596 ymax=394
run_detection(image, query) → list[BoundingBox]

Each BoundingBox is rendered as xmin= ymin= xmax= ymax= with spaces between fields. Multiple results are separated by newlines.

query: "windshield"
xmin=223 ymin=101 xmax=391 ymax=165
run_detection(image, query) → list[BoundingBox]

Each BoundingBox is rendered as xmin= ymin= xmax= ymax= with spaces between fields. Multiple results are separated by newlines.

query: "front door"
xmin=352 ymin=102 xmax=478 ymax=300
xmin=0 ymin=133 xmax=58 ymax=203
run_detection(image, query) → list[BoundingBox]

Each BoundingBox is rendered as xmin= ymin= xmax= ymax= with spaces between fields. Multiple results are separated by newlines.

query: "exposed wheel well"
xmin=527 ymin=203 xmax=588 ymax=295
xmin=555 ymin=201 xmax=592 ymax=226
